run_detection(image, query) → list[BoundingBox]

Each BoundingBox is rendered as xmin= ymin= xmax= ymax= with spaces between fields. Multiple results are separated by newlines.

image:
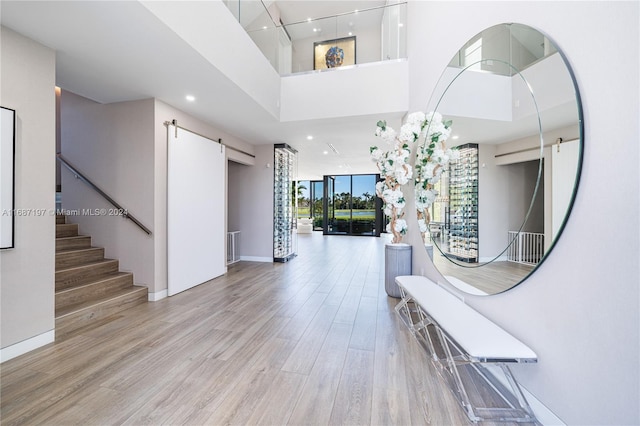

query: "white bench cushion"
xmin=396 ymin=275 xmax=537 ymax=362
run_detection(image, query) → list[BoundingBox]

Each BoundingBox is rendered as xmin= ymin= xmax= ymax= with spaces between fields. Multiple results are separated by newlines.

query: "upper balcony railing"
xmin=223 ymin=1 xmax=407 ymax=75
xmin=448 ymin=23 xmax=559 ymax=76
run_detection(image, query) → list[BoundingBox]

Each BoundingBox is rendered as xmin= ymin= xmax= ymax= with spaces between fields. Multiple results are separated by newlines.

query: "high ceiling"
xmin=1 ymin=0 xmax=395 ymax=180
xmin=1 ymin=1 xmax=576 ymax=181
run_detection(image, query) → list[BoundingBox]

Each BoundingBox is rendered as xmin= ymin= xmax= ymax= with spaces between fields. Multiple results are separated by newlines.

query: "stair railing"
xmin=57 ymin=154 xmax=152 ymax=235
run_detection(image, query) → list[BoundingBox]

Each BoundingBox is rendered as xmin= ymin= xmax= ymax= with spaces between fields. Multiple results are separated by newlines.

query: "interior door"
xmin=167 ymin=125 xmax=226 ymax=296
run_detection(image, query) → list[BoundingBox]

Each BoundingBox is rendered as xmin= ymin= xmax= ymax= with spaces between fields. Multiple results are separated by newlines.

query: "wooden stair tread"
xmin=55 ymin=235 xmax=89 ymax=244
xmin=56 ymin=258 xmax=118 ymax=273
xmin=55 ymin=286 xmax=147 ymax=319
xmin=56 ymin=234 xmax=89 ymax=240
xmin=55 ymin=271 xmax=132 ymax=295
xmin=56 ymin=246 xmax=101 ymax=253
xmin=55 ymin=235 xmax=92 ymax=252
xmin=55 ymin=246 xmax=102 ymax=256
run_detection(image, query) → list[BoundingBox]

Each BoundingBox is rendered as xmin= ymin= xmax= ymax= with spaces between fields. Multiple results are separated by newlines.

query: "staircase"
xmin=55 ymin=215 xmax=148 ymax=339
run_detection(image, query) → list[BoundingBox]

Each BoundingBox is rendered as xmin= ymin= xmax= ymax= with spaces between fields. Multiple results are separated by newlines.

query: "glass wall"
xmin=296 ymin=180 xmax=310 ymax=219
xmin=323 ymin=174 xmax=381 ymax=236
xmin=295 ymin=180 xmax=324 ymax=231
xmin=223 ymin=1 xmax=407 ymax=75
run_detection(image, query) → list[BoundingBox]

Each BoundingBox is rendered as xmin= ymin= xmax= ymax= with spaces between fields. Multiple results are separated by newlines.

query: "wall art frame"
xmin=313 ymin=36 xmax=356 ymax=70
xmin=1 ymin=106 xmax=16 ymax=249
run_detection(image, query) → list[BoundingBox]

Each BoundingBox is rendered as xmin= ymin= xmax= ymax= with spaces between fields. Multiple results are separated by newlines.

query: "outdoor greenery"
xmin=298 ymin=192 xmax=375 ymax=213
xmin=295 ymin=178 xmax=378 ymax=235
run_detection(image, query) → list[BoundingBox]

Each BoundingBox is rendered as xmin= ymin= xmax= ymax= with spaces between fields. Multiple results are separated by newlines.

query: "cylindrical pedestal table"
xmin=385 ymin=243 xmax=412 ymax=298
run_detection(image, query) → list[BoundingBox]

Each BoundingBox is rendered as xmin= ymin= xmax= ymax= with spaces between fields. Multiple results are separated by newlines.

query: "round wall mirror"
xmin=415 ymin=23 xmax=583 ymax=295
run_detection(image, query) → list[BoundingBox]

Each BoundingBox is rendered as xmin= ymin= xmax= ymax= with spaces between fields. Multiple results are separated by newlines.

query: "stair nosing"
xmin=56 ymin=235 xmax=89 ymax=240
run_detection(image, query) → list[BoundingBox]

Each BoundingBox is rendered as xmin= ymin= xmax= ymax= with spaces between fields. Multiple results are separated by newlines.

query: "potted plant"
xmin=370 ymin=111 xmax=456 ymax=297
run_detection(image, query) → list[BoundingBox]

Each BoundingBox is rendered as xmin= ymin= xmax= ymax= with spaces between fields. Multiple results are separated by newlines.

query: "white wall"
xmin=229 ymin=144 xmax=274 ymax=262
xmin=405 ymin=2 xmax=639 ymax=424
xmin=0 ymin=27 xmax=56 ymax=354
xmin=141 ymin=0 xmax=281 ymax=120
xmin=477 ymin=143 xmax=511 ymax=259
xmin=280 ymin=59 xmax=408 ymax=122
xmin=60 ymin=92 xmax=155 ymax=289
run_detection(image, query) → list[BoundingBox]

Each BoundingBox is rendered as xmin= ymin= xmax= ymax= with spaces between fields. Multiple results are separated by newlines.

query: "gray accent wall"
xmin=0 ymin=27 xmax=56 ymax=349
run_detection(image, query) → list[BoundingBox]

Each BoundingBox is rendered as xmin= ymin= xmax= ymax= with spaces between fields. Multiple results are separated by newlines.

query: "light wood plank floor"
xmin=1 ymin=233 xmax=518 ymax=425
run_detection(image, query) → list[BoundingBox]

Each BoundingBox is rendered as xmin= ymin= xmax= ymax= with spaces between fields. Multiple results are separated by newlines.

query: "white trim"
xmin=239 ymin=256 xmax=272 ymax=263
xmin=148 ymin=289 xmax=168 ymax=301
xmin=0 ymin=330 xmax=55 ymax=363
xmin=484 ymin=365 xmax=566 ymax=425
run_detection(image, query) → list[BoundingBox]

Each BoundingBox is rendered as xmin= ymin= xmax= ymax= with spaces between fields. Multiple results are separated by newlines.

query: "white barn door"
xmin=168 ymin=125 xmax=226 ymax=296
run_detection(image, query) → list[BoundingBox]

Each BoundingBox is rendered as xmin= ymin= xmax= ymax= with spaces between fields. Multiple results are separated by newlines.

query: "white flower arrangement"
xmin=370 ymin=111 xmax=457 ymax=244
xmin=414 ymin=111 xmax=458 ymax=238
xmin=370 ymin=112 xmax=428 ymax=243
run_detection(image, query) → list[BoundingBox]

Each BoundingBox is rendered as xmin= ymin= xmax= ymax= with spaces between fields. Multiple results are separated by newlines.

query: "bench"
xmin=394 ymin=275 xmax=538 ymax=423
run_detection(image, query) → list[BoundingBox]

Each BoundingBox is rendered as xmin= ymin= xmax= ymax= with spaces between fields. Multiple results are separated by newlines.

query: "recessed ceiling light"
xmin=398 ymin=23 xmax=404 ymax=27
xmin=323 ymin=150 xmax=328 ymax=155
xmin=348 ymin=32 xmax=353 ymax=36
xmin=452 ymin=135 xmax=459 ymax=140
xmin=307 ymin=18 xmax=312 ymax=22
xmin=307 ymin=135 xmax=313 ymax=140
xmin=186 ymin=95 xmax=195 ymax=102
xmin=263 ymin=26 xmax=267 ymax=30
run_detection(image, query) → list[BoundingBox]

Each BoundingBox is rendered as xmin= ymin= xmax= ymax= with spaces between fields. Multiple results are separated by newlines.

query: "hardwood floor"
xmin=432 ymin=252 xmax=535 ymax=295
xmin=2 ymin=233 xmax=514 ymax=425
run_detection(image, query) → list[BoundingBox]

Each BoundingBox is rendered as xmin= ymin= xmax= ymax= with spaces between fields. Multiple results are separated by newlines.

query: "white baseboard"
xmin=484 ymin=365 xmax=565 ymax=425
xmin=239 ymin=256 xmax=272 ymax=263
xmin=148 ymin=289 xmax=168 ymax=301
xmin=521 ymin=383 xmax=566 ymax=426
xmin=0 ymin=330 xmax=55 ymax=363
xmin=479 ymin=255 xmax=508 ymax=263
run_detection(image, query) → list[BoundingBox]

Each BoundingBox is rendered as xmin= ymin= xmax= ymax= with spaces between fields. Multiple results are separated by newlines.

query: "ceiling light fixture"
xmin=185 ymin=95 xmax=195 ymax=102
xmin=323 ymin=150 xmax=328 ymax=155
xmin=307 ymin=135 xmax=313 ymax=140
xmin=452 ymin=135 xmax=460 ymax=140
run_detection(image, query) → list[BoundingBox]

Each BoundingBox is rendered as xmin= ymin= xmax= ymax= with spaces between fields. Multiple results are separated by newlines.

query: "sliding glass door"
xmin=323 ymin=174 xmax=381 ymax=236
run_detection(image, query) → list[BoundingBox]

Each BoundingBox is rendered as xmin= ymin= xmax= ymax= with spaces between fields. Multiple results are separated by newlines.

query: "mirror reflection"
xmin=417 ymin=23 xmax=582 ymax=295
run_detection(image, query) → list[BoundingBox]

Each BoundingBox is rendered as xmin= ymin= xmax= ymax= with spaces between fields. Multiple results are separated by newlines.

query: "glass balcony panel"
xmin=224 ymin=1 xmax=408 ymax=75
xmin=448 ymin=23 xmax=559 ymax=76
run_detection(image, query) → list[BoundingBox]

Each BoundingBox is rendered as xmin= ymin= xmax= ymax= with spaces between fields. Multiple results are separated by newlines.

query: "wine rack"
xmin=273 ymin=144 xmax=297 ymax=262
xmin=447 ymin=143 xmax=478 ymax=262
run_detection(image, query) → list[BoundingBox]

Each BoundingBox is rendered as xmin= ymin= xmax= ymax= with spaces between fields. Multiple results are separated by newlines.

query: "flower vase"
xmin=384 ymin=243 xmax=412 ymax=298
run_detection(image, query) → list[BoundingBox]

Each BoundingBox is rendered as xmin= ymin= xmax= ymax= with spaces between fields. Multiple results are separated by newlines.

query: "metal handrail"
xmin=57 ymin=154 xmax=152 ymax=235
